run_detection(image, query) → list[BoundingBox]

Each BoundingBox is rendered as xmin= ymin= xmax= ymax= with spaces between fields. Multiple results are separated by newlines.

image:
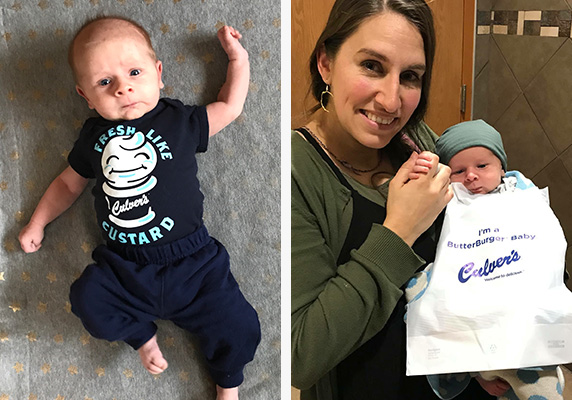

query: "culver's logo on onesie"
xmin=94 ymin=125 xmax=175 ymax=245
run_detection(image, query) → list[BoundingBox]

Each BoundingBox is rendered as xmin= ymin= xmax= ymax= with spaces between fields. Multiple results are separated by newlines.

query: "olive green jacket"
xmin=291 ymin=123 xmax=438 ymax=400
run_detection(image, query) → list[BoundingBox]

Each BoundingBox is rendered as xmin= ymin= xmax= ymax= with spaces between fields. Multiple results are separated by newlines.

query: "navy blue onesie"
xmin=68 ymin=98 xmax=260 ymax=388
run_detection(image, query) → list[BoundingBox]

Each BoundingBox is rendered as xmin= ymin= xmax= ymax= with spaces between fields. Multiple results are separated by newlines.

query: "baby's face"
xmin=74 ymin=28 xmax=164 ymax=121
xmin=448 ymin=146 xmax=504 ymax=194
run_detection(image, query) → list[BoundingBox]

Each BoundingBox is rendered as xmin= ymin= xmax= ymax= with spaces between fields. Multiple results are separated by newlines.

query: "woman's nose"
xmin=374 ymin=75 xmax=401 ymax=114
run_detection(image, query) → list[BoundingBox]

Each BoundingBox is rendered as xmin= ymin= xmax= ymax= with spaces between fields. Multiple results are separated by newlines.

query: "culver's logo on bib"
xmin=458 ymin=249 xmax=520 ymax=283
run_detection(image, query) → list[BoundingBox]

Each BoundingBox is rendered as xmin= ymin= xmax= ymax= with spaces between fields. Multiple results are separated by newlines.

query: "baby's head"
xmin=436 ymin=120 xmax=507 ymax=194
xmin=69 ymin=16 xmax=164 ymax=121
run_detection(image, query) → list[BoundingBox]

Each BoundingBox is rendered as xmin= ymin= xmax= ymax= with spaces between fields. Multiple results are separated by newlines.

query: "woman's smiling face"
xmin=318 ymin=11 xmax=426 ymax=149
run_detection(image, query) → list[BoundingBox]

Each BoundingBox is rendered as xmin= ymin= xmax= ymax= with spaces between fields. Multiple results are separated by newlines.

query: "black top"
xmin=69 ymin=98 xmax=209 ymax=248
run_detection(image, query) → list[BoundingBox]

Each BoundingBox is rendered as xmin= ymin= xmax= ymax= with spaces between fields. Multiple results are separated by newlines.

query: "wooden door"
xmin=291 ymin=0 xmax=475 ymax=134
xmin=291 ymin=0 xmax=335 ymax=128
xmin=426 ymin=0 xmax=475 ymax=134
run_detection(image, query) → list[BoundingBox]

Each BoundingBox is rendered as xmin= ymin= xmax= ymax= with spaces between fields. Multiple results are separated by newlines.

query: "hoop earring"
xmin=320 ymin=85 xmax=333 ymax=113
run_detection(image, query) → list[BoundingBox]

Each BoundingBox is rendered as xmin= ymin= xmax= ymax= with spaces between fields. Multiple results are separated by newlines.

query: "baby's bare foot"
xmin=216 ymin=385 xmax=238 ymax=400
xmin=137 ymin=335 xmax=168 ymax=374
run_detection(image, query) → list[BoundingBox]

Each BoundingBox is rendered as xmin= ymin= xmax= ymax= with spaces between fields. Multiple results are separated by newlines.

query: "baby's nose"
xmin=115 ymin=79 xmax=133 ymax=96
xmin=465 ymin=171 xmax=478 ymax=181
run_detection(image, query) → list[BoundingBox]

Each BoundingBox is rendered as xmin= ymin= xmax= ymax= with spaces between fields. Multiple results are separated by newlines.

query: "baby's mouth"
xmin=363 ymin=111 xmax=395 ymax=125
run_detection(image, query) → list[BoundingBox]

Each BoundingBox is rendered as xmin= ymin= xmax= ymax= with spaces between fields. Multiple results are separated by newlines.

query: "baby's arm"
xmin=19 ymin=166 xmax=89 ymax=253
xmin=408 ymin=151 xmax=439 ymax=180
xmin=206 ymin=26 xmax=249 ymax=137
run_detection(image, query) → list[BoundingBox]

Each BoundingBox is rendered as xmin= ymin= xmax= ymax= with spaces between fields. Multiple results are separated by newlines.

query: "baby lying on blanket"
xmin=406 ymin=120 xmax=567 ymax=400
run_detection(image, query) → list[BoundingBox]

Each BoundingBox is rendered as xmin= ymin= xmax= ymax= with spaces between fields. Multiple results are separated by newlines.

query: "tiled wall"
xmin=477 ymin=9 xmax=571 ymax=36
xmin=473 ymin=0 xmax=572 ymax=280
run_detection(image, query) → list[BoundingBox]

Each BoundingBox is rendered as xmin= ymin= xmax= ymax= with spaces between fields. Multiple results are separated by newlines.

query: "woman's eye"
xmin=361 ymin=60 xmax=382 ymax=73
xmin=401 ymin=71 xmax=421 ymax=84
xmin=99 ymin=78 xmax=111 ymax=86
xmin=130 ymin=69 xmax=141 ymax=76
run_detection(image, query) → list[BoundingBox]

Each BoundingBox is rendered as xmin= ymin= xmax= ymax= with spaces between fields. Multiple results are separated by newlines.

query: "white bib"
xmin=406 ymin=183 xmax=572 ymax=375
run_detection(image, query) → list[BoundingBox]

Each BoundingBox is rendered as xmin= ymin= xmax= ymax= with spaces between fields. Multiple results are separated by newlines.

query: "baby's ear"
xmin=156 ymin=60 xmax=164 ymax=89
xmin=76 ymin=86 xmax=95 ymax=109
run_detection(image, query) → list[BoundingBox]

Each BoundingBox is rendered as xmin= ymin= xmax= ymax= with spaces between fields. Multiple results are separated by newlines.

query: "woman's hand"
xmin=475 ymin=375 xmax=511 ymax=397
xmin=383 ymin=151 xmax=453 ymax=246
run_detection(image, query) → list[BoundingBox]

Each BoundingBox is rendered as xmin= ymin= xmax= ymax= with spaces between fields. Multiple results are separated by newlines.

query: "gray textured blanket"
xmin=0 ymin=1 xmax=280 ymax=398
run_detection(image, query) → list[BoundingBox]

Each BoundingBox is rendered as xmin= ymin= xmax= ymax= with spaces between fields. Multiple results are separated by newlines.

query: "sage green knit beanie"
xmin=435 ymin=120 xmax=507 ymax=171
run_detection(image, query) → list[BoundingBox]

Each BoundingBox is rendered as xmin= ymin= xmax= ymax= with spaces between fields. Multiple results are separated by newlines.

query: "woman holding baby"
xmin=290 ymin=0 xmax=497 ymax=398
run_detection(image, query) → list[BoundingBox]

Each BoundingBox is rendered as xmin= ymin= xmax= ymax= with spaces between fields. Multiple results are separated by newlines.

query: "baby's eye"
xmin=130 ymin=69 xmax=141 ymax=76
xmin=452 ymin=169 xmax=464 ymax=175
xmin=477 ymin=164 xmax=488 ymax=169
xmin=99 ymin=78 xmax=111 ymax=86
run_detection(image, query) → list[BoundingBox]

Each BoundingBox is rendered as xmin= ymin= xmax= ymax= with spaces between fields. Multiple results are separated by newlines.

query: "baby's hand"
xmin=408 ymin=151 xmax=439 ymax=180
xmin=19 ymin=221 xmax=45 ymax=253
xmin=475 ymin=375 xmax=510 ymax=397
xmin=217 ymin=26 xmax=248 ymax=62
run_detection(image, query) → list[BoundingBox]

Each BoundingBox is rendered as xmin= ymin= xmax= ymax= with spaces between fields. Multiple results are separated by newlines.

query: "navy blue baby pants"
xmin=69 ymin=225 xmax=261 ymax=388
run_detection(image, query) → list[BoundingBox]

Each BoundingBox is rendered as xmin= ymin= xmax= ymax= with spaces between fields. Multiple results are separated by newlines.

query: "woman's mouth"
xmin=362 ymin=111 xmax=395 ymax=125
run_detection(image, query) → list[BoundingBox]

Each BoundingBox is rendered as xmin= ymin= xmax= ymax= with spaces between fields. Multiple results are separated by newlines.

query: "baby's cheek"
xmin=450 ymin=174 xmax=464 ymax=183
